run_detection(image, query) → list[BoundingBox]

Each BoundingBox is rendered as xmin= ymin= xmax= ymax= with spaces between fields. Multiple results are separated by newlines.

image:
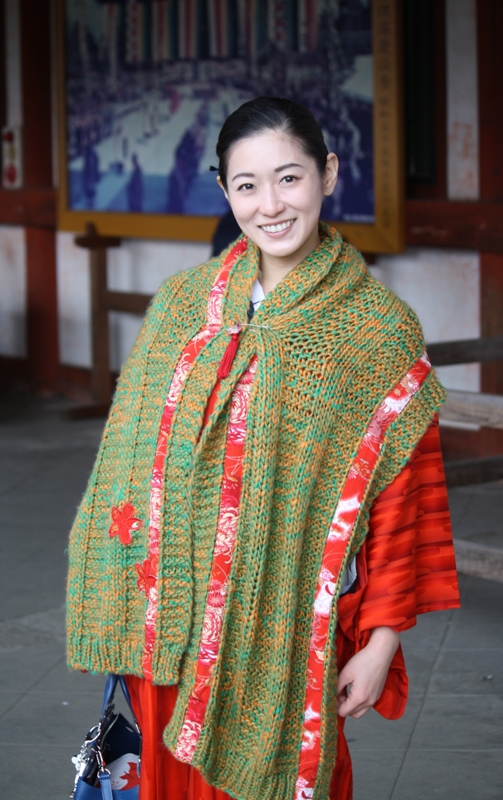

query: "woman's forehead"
xmin=227 ymin=130 xmax=310 ymax=171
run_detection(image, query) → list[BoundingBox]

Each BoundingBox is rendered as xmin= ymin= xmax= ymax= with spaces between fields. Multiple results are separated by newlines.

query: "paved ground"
xmin=1 ymin=392 xmax=502 ymax=800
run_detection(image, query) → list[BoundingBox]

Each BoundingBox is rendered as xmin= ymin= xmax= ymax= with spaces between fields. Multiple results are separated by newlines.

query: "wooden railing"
xmin=428 ymin=337 xmax=503 ymax=487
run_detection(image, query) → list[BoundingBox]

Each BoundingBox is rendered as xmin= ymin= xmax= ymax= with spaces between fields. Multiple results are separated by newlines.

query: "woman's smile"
xmin=259 ymin=218 xmax=295 ymax=235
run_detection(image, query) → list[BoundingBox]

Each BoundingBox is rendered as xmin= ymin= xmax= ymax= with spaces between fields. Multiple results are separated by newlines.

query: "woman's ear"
xmin=323 ymin=153 xmax=339 ymax=196
xmin=216 ymin=174 xmax=229 ymax=201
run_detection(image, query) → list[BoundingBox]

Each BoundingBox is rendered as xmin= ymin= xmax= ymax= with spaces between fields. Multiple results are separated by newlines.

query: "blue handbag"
xmin=71 ymin=675 xmax=141 ymax=800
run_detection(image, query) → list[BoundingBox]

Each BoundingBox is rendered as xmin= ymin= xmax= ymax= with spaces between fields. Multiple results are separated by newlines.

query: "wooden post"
xmin=74 ymin=223 xmax=121 ymax=413
xmin=20 ymin=0 xmax=58 ymax=394
xmin=478 ymin=0 xmax=503 ymax=455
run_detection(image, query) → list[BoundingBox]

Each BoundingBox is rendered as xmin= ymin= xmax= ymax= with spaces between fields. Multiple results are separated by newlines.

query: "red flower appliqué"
xmin=108 ymin=502 xmax=142 ymax=545
xmin=136 ymin=557 xmax=157 ymax=597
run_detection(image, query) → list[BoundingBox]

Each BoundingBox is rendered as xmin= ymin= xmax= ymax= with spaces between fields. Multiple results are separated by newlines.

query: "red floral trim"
xmin=140 ymin=239 xmax=249 ymax=681
xmin=174 ymin=356 xmax=258 ymax=763
xmin=293 ymin=353 xmax=432 ymax=800
xmin=108 ymin=502 xmax=142 ymax=546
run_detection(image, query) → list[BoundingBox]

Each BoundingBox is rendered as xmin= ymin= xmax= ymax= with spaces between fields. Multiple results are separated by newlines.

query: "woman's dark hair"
xmin=216 ymin=96 xmax=329 ymax=190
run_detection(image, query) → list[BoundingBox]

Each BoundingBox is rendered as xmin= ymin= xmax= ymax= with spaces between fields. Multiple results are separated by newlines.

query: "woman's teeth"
xmin=260 ymin=220 xmax=294 ymax=233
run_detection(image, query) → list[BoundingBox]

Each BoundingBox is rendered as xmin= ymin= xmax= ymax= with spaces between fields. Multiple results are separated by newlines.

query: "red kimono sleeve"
xmin=336 ymin=415 xmax=460 ymax=720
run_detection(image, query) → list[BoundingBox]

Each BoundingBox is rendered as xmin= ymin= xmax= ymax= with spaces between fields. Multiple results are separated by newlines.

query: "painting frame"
xmin=56 ymin=0 xmax=404 ymax=252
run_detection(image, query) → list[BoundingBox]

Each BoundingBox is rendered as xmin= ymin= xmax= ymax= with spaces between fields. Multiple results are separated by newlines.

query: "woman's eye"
xmin=280 ymin=175 xmax=298 ymax=184
xmin=237 ymin=182 xmax=254 ymax=191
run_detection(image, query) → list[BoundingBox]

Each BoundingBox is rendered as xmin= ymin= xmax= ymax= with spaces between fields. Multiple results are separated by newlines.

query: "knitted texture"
xmin=67 ymin=225 xmax=446 ymax=800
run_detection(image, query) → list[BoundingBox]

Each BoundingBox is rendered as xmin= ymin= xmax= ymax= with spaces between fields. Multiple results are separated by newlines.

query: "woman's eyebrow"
xmin=231 ymin=163 xmax=305 ymax=182
xmin=231 ymin=172 xmax=255 ymax=182
xmin=275 ymin=162 xmax=304 ymax=172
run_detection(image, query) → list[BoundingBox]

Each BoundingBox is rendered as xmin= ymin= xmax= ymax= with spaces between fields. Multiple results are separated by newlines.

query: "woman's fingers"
xmin=337 ymin=626 xmax=400 ymax=719
xmin=337 ymin=681 xmax=378 ymax=718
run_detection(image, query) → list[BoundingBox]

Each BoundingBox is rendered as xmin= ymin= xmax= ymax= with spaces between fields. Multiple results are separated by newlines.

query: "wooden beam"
xmin=20 ymin=0 xmax=53 ymax=188
xmin=444 ymin=455 xmax=503 ymax=487
xmin=106 ymin=291 xmax=151 ymax=315
xmin=440 ymin=390 xmax=503 ymax=429
xmin=478 ymin=0 xmax=503 ymax=202
xmin=25 ymin=227 xmax=58 ymax=392
xmin=88 ymin=245 xmax=112 ymax=406
xmin=19 ymin=0 xmax=58 ymax=393
xmin=406 ymin=199 xmax=503 ymax=252
xmin=75 ymin=227 xmax=122 ymax=250
xmin=477 ymin=0 xmax=503 ymax=455
xmin=0 ymin=0 xmax=6 ymax=133
xmin=428 ymin=336 xmax=503 ymax=366
xmin=454 ymin=539 xmax=503 ymax=583
xmin=405 ymin=0 xmax=447 ymax=199
xmin=0 ymin=187 xmax=56 ymax=227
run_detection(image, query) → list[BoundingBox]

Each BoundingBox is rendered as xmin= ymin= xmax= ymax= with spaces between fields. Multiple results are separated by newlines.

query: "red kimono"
xmin=127 ymin=416 xmax=460 ymax=800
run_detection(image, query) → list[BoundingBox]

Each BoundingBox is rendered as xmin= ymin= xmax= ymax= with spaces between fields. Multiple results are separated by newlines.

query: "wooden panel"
xmin=478 ymin=0 xmax=503 ymax=202
xmin=480 ymin=253 xmax=503 ymax=454
xmin=0 ymin=187 xmax=56 ymax=227
xmin=440 ymin=390 xmax=503 ymax=429
xmin=0 ymin=355 xmax=29 ymax=388
xmin=481 ymin=257 xmax=503 ymax=392
xmin=454 ymin=539 xmax=503 ymax=583
xmin=20 ymin=0 xmax=53 ymax=187
xmin=106 ymin=291 xmax=151 ymax=315
xmin=25 ymin=227 xmax=58 ymax=392
xmin=439 ymin=426 xmax=487 ymax=461
xmin=477 ymin=0 xmax=503 ymax=454
xmin=428 ymin=336 xmax=503 ymax=366
xmin=0 ymin=0 xmax=6 ymax=132
xmin=444 ymin=455 xmax=503 ymax=487
xmin=20 ymin=1 xmax=58 ymax=394
xmin=405 ymin=0 xmax=447 ymax=198
xmin=406 ymin=199 xmax=503 ymax=252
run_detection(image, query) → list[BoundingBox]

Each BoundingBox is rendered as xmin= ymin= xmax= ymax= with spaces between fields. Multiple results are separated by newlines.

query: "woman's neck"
xmin=258 ymin=258 xmax=294 ymax=295
xmin=259 ymin=234 xmax=321 ymax=295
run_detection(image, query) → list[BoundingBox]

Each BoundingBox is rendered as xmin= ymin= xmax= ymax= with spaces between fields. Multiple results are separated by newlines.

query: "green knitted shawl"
xmin=67 ymin=225 xmax=445 ymax=800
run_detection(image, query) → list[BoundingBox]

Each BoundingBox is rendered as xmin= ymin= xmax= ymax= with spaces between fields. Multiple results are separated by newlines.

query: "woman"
xmin=67 ymin=97 xmax=460 ymax=800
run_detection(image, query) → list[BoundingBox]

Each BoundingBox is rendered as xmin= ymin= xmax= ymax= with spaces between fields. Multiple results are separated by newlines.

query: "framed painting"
xmin=57 ymin=0 xmax=404 ymax=252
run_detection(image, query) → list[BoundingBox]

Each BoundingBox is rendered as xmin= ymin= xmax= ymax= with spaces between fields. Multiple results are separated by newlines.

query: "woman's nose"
xmin=259 ymin=186 xmax=285 ymax=217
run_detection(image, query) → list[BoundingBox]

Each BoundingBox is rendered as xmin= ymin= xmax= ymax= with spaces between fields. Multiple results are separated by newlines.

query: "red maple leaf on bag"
xmin=120 ymin=761 xmax=140 ymax=789
xmin=108 ymin=502 xmax=142 ymax=545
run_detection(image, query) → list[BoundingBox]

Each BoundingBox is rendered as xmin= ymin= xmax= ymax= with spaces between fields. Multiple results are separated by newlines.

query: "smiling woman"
xmin=67 ymin=97 xmax=460 ymax=800
xmin=215 ymin=98 xmax=339 ymax=292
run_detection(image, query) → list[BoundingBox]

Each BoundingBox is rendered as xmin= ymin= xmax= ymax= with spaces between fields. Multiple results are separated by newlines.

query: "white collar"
xmin=251 ymin=279 xmax=266 ymax=307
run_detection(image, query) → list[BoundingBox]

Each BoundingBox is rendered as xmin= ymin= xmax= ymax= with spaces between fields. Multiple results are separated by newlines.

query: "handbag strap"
xmin=98 ymin=771 xmax=114 ymax=800
xmin=98 ymin=674 xmax=141 ymax=778
xmin=101 ymin=674 xmax=139 ymax=731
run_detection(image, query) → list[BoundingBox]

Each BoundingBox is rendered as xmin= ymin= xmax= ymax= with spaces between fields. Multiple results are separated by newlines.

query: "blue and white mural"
xmin=65 ymin=0 xmax=373 ymax=222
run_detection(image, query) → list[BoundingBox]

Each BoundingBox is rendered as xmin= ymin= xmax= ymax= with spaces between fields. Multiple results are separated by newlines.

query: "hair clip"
xmin=209 ymin=165 xmax=218 ymax=172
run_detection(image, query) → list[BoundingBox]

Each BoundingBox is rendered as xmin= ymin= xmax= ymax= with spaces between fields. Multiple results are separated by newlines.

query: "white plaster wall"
xmin=0 ymin=225 xmax=26 ymax=357
xmin=372 ymin=249 xmax=480 ymax=392
xmin=446 ymin=0 xmax=479 ymax=199
xmin=56 ymin=232 xmax=211 ymax=370
xmin=56 ymin=232 xmax=92 ymax=368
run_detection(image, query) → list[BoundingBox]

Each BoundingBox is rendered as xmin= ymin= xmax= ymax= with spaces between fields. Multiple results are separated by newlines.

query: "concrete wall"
xmin=0 ymin=0 xmax=482 ymax=393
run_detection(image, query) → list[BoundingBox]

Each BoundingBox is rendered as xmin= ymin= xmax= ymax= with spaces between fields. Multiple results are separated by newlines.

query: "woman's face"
xmin=218 ymin=130 xmax=338 ymax=271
